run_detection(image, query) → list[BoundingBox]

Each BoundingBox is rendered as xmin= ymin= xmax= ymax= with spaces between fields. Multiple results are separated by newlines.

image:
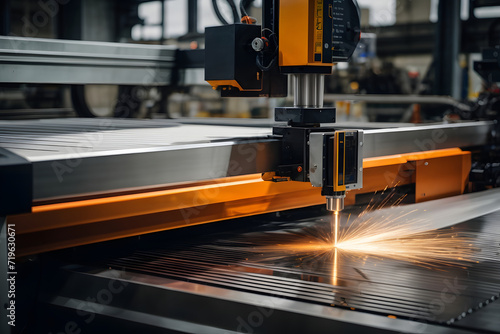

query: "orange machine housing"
xmin=10 ymin=148 xmax=470 ymax=257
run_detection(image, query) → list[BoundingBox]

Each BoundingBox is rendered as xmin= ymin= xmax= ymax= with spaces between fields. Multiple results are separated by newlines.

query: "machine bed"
xmin=32 ymin=202 xmax=500 ymax=334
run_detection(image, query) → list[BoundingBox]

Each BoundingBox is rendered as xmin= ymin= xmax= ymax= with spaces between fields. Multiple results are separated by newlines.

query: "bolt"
xmin=252 ymin=38 xmax=265 ymax=52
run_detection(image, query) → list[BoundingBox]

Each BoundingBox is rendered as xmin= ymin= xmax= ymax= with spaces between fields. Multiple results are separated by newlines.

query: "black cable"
xmin=239 ymin=0 xmax=249 ymax=18
xmin=212 ymin=0 xmax=229 ymax=24
xmin=228 ymin=0 xmax=240 ymax=22
xmin=240 ymin=0 xmax=256 ymax=19
xmin=256 ymin=54 xmax=276 ymax=71
xmin=256 ymin=30 xmax=278 ymax=72
xmin=212 ymin=0 xmax=239 ymax=25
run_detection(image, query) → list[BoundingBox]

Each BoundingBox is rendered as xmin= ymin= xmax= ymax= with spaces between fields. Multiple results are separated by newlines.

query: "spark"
xmin=251 ymin=219 xmax=478 ymax=269
xmin=335 ymin=226 xmax=478 ymax=268
xmin=331 ymin=190 xmax=478 ymax=267
xmin=246 ymin=189 xmax=479 ymax=270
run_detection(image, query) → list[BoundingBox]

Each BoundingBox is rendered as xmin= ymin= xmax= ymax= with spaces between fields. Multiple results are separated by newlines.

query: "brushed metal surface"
xmin=0 ymin=119 xmax=278 ymax=199
xmin=0 ymin=119 xmax=494 ymax=200
xmin=362 ymin=121 xmax=493 ymax=158
xmin=102 ymin=201 xmax=500 ymax=331
xmin=324 ymin=94 xmax=472 ymax=111
xmin=293 ymin=73 xmax=325 ymax=108
xmin=309 ymin=132 xmax=328 ymax=188
xmin=0 ymin=36 xmax=176 ymax=85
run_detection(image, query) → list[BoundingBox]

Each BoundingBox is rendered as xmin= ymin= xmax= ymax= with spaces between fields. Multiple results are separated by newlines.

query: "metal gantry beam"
xmin=323 ymin=94 xmax=472 ymax=111
xmin=0 ymin=36 xmax=176 ymax=85
xmin=0 ymin=118 xmax=493 ymax=201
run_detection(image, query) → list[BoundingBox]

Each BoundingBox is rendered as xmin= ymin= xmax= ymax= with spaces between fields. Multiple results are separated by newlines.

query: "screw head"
xmin=252 ymin=38 xmax=265 ymax=52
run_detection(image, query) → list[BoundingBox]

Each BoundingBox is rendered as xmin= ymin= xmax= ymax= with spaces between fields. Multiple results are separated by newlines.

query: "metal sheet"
xmin=38 ymin=192 xmax=500 ymax=333
xmin=38 ymin=262 xmax=477 ymax=334
xmin=0 ymin=36 xmax=176 ymax=85
xmin=102 ymin=207 xmax=500 ymax=330
xmin=354 ymin=187 xmax=500 ymax=233
xmin=453 ymin=299 xmax=500 ymax=333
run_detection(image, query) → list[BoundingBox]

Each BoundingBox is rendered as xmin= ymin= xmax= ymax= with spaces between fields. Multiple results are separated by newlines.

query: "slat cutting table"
xmin=36 ymin=200 xmax=500 ymax=334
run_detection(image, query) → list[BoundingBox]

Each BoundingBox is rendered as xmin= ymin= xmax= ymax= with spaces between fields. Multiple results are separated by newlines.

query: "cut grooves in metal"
xmin=107 ymin=211 xmax=500 ymax=331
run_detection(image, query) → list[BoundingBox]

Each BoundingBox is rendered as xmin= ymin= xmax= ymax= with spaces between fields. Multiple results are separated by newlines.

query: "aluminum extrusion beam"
xmin=0 ymin=119 xmax=279 ymax=200
xmin=0 ymin=119 xmax=493 ymax=201
xmin=362 ymin=121 xmax=492 ymax=158
xmin=0 ymin=36 xmax=176 ymax=85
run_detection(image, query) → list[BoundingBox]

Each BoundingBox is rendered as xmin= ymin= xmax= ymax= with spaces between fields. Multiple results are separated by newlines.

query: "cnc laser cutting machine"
xmin=1 ymin=0 xmax=500 ymax=333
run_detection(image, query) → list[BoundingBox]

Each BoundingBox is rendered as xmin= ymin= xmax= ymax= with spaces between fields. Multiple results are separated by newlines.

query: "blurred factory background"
xmin=1 ymin=0 xmax=499 ymax=122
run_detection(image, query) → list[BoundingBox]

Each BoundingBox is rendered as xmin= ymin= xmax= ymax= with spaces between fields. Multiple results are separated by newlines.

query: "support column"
xmin=433 ymin=0 xmax=462 ymax=98
xmin=187 ymin=0 xmax=198 ymax=34
xmin=0 ymin=0 xmax=9 ymax=36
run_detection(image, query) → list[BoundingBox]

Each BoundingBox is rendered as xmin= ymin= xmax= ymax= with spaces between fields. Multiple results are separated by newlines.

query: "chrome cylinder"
xmin=326 ymin=195 xmax=344 ymax=212
xmin=292 ymin=73 xmax=324 ymax=108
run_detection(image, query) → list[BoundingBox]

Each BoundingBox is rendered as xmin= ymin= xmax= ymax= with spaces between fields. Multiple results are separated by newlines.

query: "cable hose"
xmin=239 ymin=0 xmax=249 ymax=18
xmin=212 ymin=0 xmax=239 ymax=25
xmin=256 ymin=53 xmax=277 ymax=72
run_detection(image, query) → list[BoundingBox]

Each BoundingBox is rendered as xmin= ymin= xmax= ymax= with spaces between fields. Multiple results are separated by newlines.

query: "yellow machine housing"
xmin=333 ymin=131 xmax=348 ymax=192
xmin=279 ymin=0 xmax=333 ymax=70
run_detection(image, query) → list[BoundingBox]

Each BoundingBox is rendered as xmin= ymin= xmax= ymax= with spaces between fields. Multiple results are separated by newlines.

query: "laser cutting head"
xmin=204 ymin=0 xmax=364 ymax=213
xmin=309 ymin=130 xmax=364 ymax=212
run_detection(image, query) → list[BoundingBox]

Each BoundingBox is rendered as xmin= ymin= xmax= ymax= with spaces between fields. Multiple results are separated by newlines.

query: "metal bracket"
xmin=275 ymin=107 xmax=336 ymax=126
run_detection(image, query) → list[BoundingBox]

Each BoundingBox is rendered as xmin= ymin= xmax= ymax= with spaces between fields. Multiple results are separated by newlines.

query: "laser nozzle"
xmin=326 ymin=195 xmax=345 ymax=212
